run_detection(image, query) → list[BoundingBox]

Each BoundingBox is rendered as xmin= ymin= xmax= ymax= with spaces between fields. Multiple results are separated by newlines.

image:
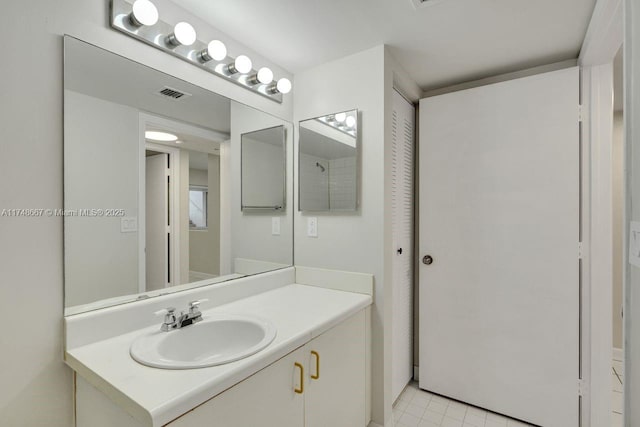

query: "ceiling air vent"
xmin=156 ymin=86 xmax=192 ymax=101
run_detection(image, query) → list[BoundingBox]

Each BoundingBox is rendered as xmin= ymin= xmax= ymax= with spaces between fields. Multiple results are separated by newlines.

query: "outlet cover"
xmin=121 ymin=217 xmax=138 ymax=233
xmin=307 ymin=217 xmax=318 ymax=238
xmin=271 ymin=217 xmax=281 ymax=236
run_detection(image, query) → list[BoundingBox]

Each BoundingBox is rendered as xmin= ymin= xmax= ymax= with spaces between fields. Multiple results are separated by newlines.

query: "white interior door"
xmin=418 ymin=68 xmax=580 ymax=427
xmin=391 ymin=89 xmax=415 ymax=402
xmin=145 ymin=153 xmax=168 ymax=291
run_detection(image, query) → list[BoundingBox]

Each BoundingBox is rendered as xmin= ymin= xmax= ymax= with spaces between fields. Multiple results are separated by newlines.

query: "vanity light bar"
xmin=110 ymin=0 xmax=290 ymax=103
xmin=317 ymin=112 xmax=357 ymax=137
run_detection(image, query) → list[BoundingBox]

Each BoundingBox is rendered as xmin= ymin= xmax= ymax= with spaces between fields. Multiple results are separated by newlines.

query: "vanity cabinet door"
xmin=304 ymin=310 xmax=366 ymax=427
xmin=167 ymin=347 xmax=305 ymax=427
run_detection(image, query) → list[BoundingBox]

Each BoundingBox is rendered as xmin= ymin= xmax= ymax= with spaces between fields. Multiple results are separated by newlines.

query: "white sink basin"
xmin=130 ymin=314 xmax=277 ymax=369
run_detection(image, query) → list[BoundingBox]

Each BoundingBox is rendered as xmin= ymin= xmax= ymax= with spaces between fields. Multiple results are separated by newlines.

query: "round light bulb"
xmin=257 ymin=67 xmax=274 ymax=84
xmin=170 ymin=22 xmax=196 ymax=46
xmin=206 ymin=40 xmax=227 ymax=61
xmin=145 ymin=131 xmax=178 ymax=142
xmin=335 ymin=112 xmax=347 ymax=123
xmin=276 ymin=78 xmax=292 ymax=94
xmin=345 ymin=116 xmax=356 ymax=128
xmin=130 ymin=0 xmax=158 ymax=26
xmin=234 ymin=55 xmax=253 ymax=74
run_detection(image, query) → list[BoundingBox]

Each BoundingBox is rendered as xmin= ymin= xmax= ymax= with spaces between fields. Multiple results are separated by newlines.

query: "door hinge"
xmin=578 ymin=104 xmax=584 ymax=122
xmin=578 ymin=242 xmax=584 ymax=259
xmin=578 ymin=379 xmax=588 ymax=397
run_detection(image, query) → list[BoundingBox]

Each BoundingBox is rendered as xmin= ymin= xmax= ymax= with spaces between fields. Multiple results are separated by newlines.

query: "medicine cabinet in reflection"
xmin=241 ymin=126 xmax=286 ymax=211
xmin=298 ymin=110 xmax=358 ymax=212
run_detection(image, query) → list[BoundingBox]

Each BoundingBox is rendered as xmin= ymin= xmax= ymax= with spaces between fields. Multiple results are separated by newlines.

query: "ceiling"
xmin=145 ymin=128 xmax=222 ymax=154
xmin=173 ymin=0 xmax=597 ymax=91
xmin=65 ymin=37 xmax=231 ymax=133
xmin=300 ymin=126 xmax=357 ymax=160
xmin=243 ymin=126 xmax=286 ymax=147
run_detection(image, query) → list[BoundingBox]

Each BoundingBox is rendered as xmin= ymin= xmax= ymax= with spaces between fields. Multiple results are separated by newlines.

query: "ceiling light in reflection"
xmin=145 ymin=131 xmax=178 ymax=142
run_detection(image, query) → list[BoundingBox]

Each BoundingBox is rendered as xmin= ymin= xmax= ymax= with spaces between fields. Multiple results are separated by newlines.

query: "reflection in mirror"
xmin=298 ymin=110 xmax=358 ymax=211
xmin=241 ymin=126 xmax=286 ymax=211
xmin=63 ymin=37 xmax=292 ymax=315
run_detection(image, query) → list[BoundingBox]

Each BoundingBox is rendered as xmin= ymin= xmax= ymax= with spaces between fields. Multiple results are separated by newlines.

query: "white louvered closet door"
xmin=391 ymin=89 xmax=415 ymax=402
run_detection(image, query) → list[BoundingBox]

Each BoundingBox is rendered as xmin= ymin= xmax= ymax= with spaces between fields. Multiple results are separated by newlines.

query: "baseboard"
xmin=613 ymin=347 xmax=624 ymax=361
xmin=367 ymin=422 xmax=384 ymax=427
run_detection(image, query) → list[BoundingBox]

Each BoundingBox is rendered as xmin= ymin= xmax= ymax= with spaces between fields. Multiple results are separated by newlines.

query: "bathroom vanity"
xmin=62 ymin=35 xmax=372 ymax=427
xmin=65 ymin=267 xmax=372 ymax=427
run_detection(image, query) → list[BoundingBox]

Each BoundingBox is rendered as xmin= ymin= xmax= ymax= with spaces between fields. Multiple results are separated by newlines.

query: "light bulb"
xmin=257 ymin=67 xmax=274 ymax=84
xmin=231 ymin=55 xmax=253 ymax=74
xmin=145 ymin=131 xmax=178 ymax=142
xmin=276 ymin=78 xmax=292 ymax=94
xmin=335 ymin=112 xmax=346 ymax=123
xmin=166 ymin=22 xmax=196 ymax=47
xmin=130 ymin=0 xmax=158 ymax=27
xmin=345 ymin=116 xmax=356 ymax=128
xmin=199 ymin=40 xmax=227 ymax=62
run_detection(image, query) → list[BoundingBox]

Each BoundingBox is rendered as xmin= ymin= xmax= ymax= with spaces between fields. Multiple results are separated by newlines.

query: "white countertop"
xmin=66 ymin=283 xmax=372 ymax=427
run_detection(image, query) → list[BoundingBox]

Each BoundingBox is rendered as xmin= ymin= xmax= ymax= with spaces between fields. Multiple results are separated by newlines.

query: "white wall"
xmin=64 ymin=91 xmax=140 ymax=307
xmin=293 ymin=45 xmax=420 ymax=426
xmin=0 ymin=1 xmax=292 ymax=425
xmin=625 ymin=0 xmax=639 ymax=422
xmin=230 ymin=102 xmax=293 ymax=269
xmin=294 ymin=45 xmax=387 ymax=424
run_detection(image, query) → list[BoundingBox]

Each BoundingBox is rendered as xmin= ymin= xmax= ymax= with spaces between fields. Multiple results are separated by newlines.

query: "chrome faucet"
xmin=155 ymin=299 xmax=208 ymax=332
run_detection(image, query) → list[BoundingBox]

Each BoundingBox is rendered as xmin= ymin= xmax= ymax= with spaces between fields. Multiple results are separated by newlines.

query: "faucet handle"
xmin=154 ymin=307 xmax=177 ymax=317
xmin=188 ymin=299 xmax=208 ymax=313
xmin=155 ymin=307 xmax=178 ymax=331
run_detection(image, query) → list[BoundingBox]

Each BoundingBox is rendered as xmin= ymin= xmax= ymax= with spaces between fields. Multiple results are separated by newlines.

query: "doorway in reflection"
xmin=142 ymin=120 xmax=224 ymax=292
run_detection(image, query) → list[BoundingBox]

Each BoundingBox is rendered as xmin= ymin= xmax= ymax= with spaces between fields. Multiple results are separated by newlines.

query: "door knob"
xmin=422 ymin=255 xmax=433 ymax=265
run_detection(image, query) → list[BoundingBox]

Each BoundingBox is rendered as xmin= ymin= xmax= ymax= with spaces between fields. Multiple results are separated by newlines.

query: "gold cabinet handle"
xmin=310 ymin=351 xmax=320 ymax=380
xmin=294 ymin=362 xmax=304 ymax=394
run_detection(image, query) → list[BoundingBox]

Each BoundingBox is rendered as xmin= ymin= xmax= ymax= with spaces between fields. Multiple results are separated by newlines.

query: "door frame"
xmin=578 ymin=0 xmax=623 ymax=425
xmin=143 ymin=142 xmax=180 ymax=288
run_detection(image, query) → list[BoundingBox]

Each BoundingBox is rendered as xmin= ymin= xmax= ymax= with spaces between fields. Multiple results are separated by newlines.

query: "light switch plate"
xmin=121 ymin=217 xmax=138 ymax=233
xmin=307 ymin=217 xmax=318 ymax=238
xmin=630 ymin=221 xmax=640 ymax=267
xmin=271 ymin=217 xmax=281 ymax=236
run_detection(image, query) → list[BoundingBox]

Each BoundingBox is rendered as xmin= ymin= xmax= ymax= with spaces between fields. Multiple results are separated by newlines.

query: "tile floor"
xmin=612 ymin=356 xmax=624 ymax=427
xmin=395 ymin=357 xmax=626 ymax=427
xmin=393 ymin=382 xmax=534 ymax=427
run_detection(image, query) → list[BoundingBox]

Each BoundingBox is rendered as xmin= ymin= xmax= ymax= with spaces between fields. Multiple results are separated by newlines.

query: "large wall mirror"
xmin=63 ymin=37 xmax=293 ymax=315
xmin=298 ymin=110 xmax=358 ymax=211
